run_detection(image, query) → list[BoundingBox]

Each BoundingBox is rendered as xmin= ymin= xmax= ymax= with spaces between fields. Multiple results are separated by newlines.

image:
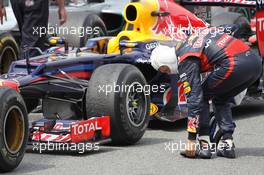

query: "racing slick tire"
xmin=86 ymin=64 xmax=150 ymax=145
xmin=211 ymin=12 xmax=251 ymax=39
xmin=0 ymin=33 xmax=19 ymax=74
xmin=0 ymin=87 xmax=28 ymax=172
xmin=80 ymin=14 xmax=107 ymax=47
xmin=51 ymin=12 xmax=107 ymax=47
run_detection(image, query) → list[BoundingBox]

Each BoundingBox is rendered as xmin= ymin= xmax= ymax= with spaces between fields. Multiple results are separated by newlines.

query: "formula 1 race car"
xmin=0 ymin=0 xmax=264 ymax=172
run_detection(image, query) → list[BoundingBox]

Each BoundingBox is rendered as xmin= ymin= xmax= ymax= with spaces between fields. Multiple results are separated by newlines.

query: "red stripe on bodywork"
xmin=60 ymin=135 xmax=71 ymax=142
xmin=52 ymin=135 xmax=64 ymax=142
xmin=30 ymin=71 xmax=91 ymax=84
xmin=0 ymin=80 xmax=20 ymax=92
xmin=56 ymin=71 xmax=91 ymax=79
xmin=41 ymin=134 xmax=52 ymax=141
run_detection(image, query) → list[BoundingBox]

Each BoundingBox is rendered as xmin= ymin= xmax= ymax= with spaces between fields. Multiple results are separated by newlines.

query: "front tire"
xmin=0 ymin=88 xmax=28 ymax=172
xmin=86 ymin=64 xmax=150 ymax=145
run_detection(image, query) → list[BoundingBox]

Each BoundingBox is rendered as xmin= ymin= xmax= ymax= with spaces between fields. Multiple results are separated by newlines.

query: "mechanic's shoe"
xmin=217 ymin=139 xmax=236 ymax=159
xmin=196 ymin=137 xmax=212 ymax=159
xmin=180 ymin=140 xmax=196 ymax=158
xmin=180 ymin=139 xmax=212 ymax=159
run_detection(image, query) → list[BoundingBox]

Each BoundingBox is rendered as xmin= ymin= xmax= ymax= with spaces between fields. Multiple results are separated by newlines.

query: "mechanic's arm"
xmin=56 ymin=0 xmax=67 ymax=25
xmin=0 ymin=0 xmax=7 ymax=24
xmin=178 ymin=57 xmax=203 ymax=140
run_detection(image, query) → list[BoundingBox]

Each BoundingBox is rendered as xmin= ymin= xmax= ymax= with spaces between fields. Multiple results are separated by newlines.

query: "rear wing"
xmin=256 ymin=0 xmax=264 ymax=57
xmin=181 ymin=0 xmax=264 ymax=57
xmin=180 ymin=0 xmax=256 ymax=7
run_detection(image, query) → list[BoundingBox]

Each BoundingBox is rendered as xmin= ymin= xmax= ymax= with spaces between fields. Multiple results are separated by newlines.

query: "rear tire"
xmin=0 ymin=33 xmax=19 ymax=74
xmin=0 ymin=87 xmax=28 ymax=172
xmin=86 ymin=64 xmax=150 ymax=145
xmin=80 ymin=14 xmax=107 ymax=47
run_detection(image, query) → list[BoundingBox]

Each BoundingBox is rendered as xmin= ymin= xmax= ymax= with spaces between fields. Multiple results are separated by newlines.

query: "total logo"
xmin=257 ymin=17 xmax=264 ymax=32
xmin=72 ymin=122 xmax=102 ymax=135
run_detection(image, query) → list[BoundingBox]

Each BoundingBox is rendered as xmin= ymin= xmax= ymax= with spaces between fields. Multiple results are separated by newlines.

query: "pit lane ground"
xmin=7 ymin=99 xmax=264 ymax=175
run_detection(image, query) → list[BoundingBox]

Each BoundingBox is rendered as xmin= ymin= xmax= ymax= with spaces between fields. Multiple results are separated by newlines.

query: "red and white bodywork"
xmin=30 ymin=116 xmax=110 ymax=143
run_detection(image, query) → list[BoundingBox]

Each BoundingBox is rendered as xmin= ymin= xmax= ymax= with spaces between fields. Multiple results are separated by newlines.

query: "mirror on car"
xmin=87 ymin=0 xmax=105 ymax=3
xmin=151 ymin=11 xmax=170 ymax=17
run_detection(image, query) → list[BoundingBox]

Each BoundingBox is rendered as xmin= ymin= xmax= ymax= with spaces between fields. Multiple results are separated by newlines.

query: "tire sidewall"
xmin=114 ymin=68 xmax=150 ymax=138
xmin=0 ymin=88 xmax=28 ymax=172
xmin=0 ymin=33 xmax=19 ymax=74
xmin=86 ymin=64 xmax=150 ymax=145
xmin=80 ymin=14 xmax=107 ymax=47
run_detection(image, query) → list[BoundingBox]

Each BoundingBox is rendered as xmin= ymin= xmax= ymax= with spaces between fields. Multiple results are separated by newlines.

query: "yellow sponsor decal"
xmin=149 ymin=103 xmax=158 ymax=116
xmin=184 ymin=87 xmax=191 ymax=94
xmin=187 ymin=118 xmax=198 ymax=133
xmin=183 ymin=82 xmax=189 ymax=88
xmin=49 ymin=39 xmax=57 ymax=45
xmin=187 ymin=127 xmax=197 ymax=133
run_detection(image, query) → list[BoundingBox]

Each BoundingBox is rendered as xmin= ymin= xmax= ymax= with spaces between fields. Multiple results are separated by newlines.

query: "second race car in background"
xmin=0 ymin=0 xmax=129 ymax=74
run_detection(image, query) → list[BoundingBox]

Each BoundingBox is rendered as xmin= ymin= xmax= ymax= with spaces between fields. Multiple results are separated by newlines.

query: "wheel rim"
xmin=126 ymin=82 xmax=148 ymax=127
xmin=3 ymin=106 xmax=25 ymax=154
xmin=0 ymin=46 xmax=17 ymax=74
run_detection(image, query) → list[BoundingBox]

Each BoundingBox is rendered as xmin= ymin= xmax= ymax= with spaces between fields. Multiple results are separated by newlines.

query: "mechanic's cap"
xmin=150 ymin=45 xmax=178 ymax=74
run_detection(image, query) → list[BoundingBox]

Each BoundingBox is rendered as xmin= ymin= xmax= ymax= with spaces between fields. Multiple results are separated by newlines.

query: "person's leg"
xmin=213 ymin=98 xmax=235 ymax=139
xmin=195 ymin=99 xmax=213 ymax=158
xmin=10 ymin=0 xmax=23 ymax=32
xmin=203 ymin=52 xmax=262 ymax=158
xmin=10 ymin=0 xmax=24 ymax=59
xmin=199 ymin=99 xmax=210 ymax=137
xmin=20 ymin=0 xmax=49 ymax=58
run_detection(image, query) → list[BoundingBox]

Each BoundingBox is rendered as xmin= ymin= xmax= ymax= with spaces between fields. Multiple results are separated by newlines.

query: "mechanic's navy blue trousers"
xmin=199 ymin=51 xmax=262 ymax=139
xmin=10 ymin=0 xmax=49 ymax=59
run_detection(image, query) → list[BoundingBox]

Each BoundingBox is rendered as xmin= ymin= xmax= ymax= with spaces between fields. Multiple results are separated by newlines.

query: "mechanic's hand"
xmin=58 ymin=7 xmax=67 ymax=25
xmin=0 ymin=7 xmax=7 ymax=25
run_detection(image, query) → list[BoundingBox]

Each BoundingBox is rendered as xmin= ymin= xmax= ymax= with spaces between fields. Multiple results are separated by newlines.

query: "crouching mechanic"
xmin=150 ymin=28 xmax=262 ymax=159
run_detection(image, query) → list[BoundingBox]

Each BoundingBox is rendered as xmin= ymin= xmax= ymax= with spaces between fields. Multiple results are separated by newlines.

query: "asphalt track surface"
xmin=7 ymin=99 xmax=264 ymax=175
